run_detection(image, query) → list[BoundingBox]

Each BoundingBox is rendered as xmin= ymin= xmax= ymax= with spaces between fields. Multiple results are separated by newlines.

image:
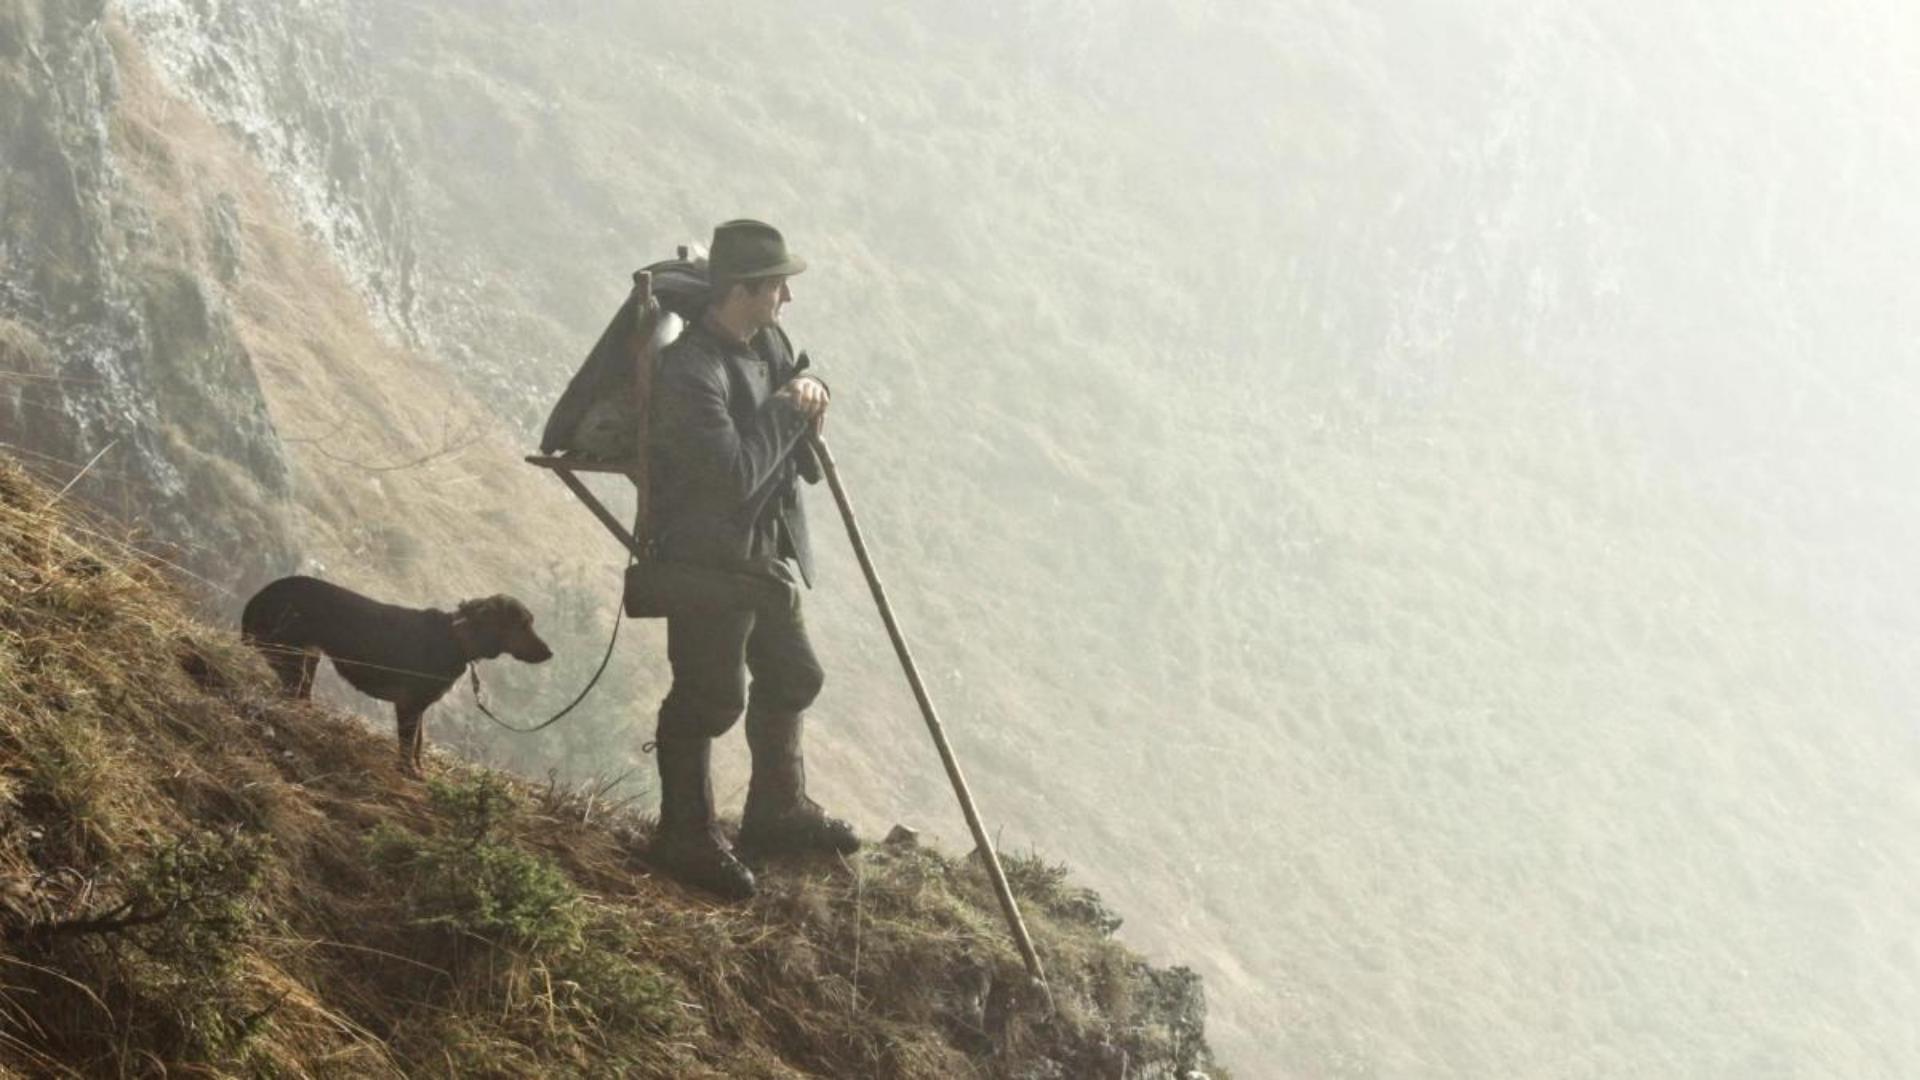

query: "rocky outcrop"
xmin=0 ymin=0 xmax=292 ymax=590
xmin=117 ymin=0 xmax=419 ymax=336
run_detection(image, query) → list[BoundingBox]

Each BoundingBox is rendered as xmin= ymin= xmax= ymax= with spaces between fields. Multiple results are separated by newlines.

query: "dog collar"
xmin=448 ymin=611 xmax=483 ymax=661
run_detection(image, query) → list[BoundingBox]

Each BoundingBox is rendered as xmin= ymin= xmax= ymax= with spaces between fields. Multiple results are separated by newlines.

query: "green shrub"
xmin=1134 ymin=964 xmax=1212 ymax=1078
xmin=125 ymin=827 xmax=271 ymax=976
xmin=367 ymin=772 xmax=582 ymax=950
xmin=98 ymin=829 xmax=275 ymax=1062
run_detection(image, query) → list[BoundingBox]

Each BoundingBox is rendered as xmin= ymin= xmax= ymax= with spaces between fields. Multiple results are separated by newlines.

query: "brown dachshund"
xmin=241 ymin=575 xmax=553 ymax=775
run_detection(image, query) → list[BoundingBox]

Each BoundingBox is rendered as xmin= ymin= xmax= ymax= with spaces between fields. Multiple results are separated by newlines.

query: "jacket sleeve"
xmin=656 ymin=352 xmax=812 ymax=508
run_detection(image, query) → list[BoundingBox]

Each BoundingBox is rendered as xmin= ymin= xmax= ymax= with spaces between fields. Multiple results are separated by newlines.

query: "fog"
xmin=1113 ymin=6 xmax=1920 ymax=1073
xmin=78 ymin=1 xmax=1920 ymax=1074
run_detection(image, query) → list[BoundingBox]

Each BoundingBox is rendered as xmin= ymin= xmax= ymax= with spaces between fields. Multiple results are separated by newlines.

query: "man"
xmin=645 ymin=219 xmax=859 ymax=899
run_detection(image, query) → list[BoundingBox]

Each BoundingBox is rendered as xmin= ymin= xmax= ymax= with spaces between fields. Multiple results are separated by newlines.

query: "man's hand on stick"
xmin=782 ymin=375 xmax=830 ymax=431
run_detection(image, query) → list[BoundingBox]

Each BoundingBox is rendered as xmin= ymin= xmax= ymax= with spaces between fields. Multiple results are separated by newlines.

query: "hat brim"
xmin=724 ymin=255 xmax=807 ymax=281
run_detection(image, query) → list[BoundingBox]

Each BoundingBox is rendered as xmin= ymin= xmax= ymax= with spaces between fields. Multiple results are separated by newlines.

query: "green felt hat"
xmin=708 ymin=219 xmax=808 ymax=282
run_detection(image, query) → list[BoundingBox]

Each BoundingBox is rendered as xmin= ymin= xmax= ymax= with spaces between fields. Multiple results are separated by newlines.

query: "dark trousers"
xmin=657 ymin=571 xmax=824 ymax=740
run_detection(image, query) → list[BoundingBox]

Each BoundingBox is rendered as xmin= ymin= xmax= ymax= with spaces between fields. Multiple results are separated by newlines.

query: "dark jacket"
xmin=648 ymin=320 xmax=823 ymax=585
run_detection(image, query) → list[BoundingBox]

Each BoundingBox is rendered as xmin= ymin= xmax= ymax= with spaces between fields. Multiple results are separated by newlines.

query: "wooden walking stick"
xmin=809 ymin=432 xmax=1052 ymax=1002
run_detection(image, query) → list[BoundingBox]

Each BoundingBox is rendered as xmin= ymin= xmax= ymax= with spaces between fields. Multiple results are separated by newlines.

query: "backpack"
xmin=537 ymin=249 xmax=713 ymax=462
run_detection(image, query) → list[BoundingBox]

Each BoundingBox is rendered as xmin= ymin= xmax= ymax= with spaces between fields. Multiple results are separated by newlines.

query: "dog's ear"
xmin=454 ymin=597 xmax=505 ymax=656
xmin=457 ymin=595 xmax=521 ymax=627
xmin=496 ymin=596 xmax=537 ymax=627
xmin=477 ymin=595 xmax=533 ymax=619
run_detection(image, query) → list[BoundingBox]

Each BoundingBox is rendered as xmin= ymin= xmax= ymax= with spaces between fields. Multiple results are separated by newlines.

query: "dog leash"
xmin=469 ymin=584 xmax=626 ymax=734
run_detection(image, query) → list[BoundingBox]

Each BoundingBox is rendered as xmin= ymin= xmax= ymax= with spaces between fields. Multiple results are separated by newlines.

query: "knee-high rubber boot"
xmin=649 ymin=736 xmax=755 ymax=900
xmin=738 ymin=710 xmax=859 ymax=855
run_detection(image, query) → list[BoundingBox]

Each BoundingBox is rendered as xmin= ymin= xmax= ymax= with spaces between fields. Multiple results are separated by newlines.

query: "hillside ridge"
xmin=0 ymin=455 xmax=1221 ymax=1079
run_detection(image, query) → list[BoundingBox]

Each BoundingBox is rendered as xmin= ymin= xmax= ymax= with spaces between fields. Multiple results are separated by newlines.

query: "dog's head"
xmin=453 ymin=595 xmax=554 ymax=664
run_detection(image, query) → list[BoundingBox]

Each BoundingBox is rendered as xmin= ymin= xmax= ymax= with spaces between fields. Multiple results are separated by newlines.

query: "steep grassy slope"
xmin=0 ymin=455 xmax=1220 ymax=1078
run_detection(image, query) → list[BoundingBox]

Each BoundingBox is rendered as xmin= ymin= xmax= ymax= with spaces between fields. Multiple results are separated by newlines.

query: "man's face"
xmin=743 ymin=276 xmax=792 ymax=330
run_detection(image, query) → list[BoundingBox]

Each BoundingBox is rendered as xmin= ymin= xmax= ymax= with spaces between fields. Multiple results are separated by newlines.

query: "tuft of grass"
xmin=14 ymin=712 xmax=117 ymax=861
xmin=1000 ymin=848 xmax=1126 ymax=937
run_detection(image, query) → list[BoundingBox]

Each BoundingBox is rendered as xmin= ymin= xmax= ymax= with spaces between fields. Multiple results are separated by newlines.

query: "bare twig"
xmin=283 ymin=404 xmax=487 ymax=474
xmin=51 ymin=440 xmax=117 ymax=503
xmin=839 ymin=851 xmax=865 ymax=1014
xmin=3 ymin=898 xmax=170 ymax=943
xmin=299 ymin=429 xmax=485 ymax=473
